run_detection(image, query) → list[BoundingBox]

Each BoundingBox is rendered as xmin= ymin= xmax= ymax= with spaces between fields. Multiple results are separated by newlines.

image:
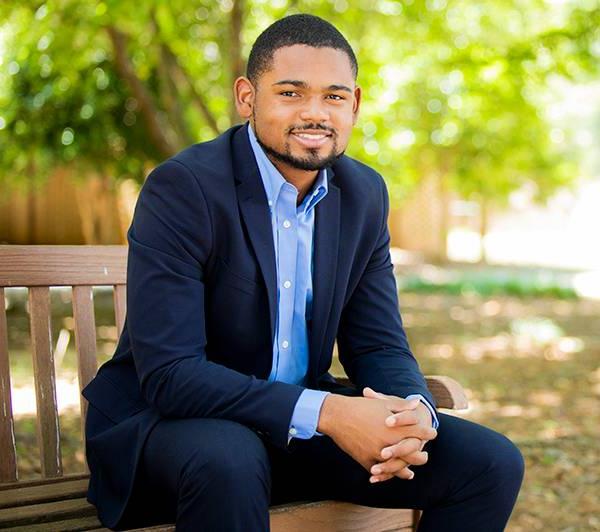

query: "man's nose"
xmin=299 ymin=97 xmax=330 ymax=122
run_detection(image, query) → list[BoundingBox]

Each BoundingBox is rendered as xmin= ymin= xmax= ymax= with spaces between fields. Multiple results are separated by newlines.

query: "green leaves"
xmin=0 ymin=0 xmax=598 ymax=203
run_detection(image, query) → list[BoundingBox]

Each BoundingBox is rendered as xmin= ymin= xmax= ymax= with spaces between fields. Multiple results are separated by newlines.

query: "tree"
xmin=1 ymin=0 xmax=598 ymax=212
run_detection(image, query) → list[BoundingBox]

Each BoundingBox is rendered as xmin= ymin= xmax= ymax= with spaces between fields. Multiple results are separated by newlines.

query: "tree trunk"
xmin=478 ymin=197 xmax=489 ymax=264
xmin=229 ymin=0 xmax=245 ymax=125
xmin=106 ymin=26 xmax=176 ymax=159
xmin=437 ymin=174 xmax=450 ymax=263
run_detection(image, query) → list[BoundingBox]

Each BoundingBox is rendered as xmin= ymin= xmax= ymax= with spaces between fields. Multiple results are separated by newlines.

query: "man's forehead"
xmin=267 ymin=44 xmax=355 ymax=84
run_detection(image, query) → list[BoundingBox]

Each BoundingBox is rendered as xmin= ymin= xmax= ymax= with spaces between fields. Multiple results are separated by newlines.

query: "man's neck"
xmin=266 ymin=155 xmax=319 ymax=206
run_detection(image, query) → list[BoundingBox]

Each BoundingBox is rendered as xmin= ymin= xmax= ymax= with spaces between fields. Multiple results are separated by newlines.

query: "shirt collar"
xmin=247 ymin=123 xmax=328 ymax=215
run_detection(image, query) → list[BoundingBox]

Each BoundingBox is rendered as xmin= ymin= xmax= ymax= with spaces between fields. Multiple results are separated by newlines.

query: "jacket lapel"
xmin=309 ymin=170 xmax=340 ymax=381
xmin=233 ymin=125 xmax=278 ymax=343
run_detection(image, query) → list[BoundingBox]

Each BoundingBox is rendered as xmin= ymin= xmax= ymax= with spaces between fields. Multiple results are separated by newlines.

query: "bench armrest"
xmin=335 ymin=375 xmax=468 ymax=410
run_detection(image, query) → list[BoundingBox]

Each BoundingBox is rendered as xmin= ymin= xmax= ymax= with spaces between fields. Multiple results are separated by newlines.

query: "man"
xmin=82 ymin=14 xmax=524 ymax=531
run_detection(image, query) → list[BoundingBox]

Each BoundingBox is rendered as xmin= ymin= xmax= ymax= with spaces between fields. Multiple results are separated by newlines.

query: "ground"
xmin=6 ymin=287 xmax=600 ymax=531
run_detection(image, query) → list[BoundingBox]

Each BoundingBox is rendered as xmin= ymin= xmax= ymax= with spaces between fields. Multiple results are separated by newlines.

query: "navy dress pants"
xmin=113 ymin=407 xmax=524 ymax=531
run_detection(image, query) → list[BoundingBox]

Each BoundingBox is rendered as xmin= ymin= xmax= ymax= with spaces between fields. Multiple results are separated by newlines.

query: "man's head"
xmin=234 ymin=14 xmax=361 ymax=174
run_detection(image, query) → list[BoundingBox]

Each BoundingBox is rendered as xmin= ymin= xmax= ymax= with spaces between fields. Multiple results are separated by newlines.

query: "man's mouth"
xmin=290 ymin=130 xmax=332 ymax=148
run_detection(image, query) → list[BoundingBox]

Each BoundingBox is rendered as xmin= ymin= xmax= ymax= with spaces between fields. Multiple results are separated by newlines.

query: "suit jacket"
xmin=81 ymin=122 xmax=435 ymax=529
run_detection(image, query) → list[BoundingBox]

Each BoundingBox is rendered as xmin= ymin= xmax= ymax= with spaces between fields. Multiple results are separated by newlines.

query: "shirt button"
xmin=268 ymin=200 xmax=273 ymax=206
xmin=283 ymin=280 xmax=291 ymax=289
xmin=281 ymin=340 xmax=289 ymax=349
xmin=289 ymin=427 xmax=297 ymax=436
xmin=283 ymin=220 xmax=291 ymax=228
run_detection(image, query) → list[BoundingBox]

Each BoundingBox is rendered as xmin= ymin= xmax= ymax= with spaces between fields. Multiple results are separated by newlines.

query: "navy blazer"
xmin=82 ymin=122 xmax=435 ymax=529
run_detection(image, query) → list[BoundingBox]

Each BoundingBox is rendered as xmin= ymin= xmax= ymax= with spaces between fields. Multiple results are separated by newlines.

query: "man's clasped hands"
xmin=317 ymin=387 xmax=438 ymax=484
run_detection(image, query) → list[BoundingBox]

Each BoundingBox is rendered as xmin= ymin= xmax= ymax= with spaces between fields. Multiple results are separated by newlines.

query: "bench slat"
xmin=7 ymin=515 xmax=102 ymax=531
xmin=0 ymin=473 xmax=89 ymax=492
xmin=0 ymin=245 xmax=127 ymax=287
xmin=72 ymin=285 xmax=98 ymax=454
xmin=0 ymin=287 xmax=18 ymax=483
xmin=270 ymin=501 xmax=414 ymax=531
xmin=28 ymin=286 xmax=63 ymax=478
xmin=0 ymin=497 xmax=96 ymax=527
xmin=87 ymin=503 xmax=415 ymax=532
xmin=0 ymin=478 xmax=88 ymax=509
xmin=113 ymin=284 xmax=127 ymax=337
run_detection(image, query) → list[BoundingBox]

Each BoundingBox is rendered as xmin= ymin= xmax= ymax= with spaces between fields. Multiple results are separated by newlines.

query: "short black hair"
xmin=246 ymin=14 xmax=358 ymax=85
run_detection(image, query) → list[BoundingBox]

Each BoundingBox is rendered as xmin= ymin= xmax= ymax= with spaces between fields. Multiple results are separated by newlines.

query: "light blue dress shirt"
xmin=247 ymin=124 xmax=438 ymax=445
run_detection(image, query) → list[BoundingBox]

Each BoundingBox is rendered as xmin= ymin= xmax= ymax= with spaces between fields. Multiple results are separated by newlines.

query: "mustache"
xmin=288 ymin=124 xmax=336 ymax=135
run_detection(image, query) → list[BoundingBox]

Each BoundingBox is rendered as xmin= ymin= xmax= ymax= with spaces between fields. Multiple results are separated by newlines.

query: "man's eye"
xmin=328 ymin=94 xmax=344 ymax=100
xmin=280 ymin=91 xmax=297 ymax=97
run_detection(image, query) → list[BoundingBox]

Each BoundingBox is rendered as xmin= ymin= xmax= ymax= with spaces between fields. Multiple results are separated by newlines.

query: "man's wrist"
xmin=316 ymin=393 xmax=347 ymax=436
xmin=405 ymin=393 xmax=439 ymax=429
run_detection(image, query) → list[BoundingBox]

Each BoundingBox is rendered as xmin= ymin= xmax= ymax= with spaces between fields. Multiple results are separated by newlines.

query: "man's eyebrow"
xmin=273 ymin=80 xmax=353 ymax=93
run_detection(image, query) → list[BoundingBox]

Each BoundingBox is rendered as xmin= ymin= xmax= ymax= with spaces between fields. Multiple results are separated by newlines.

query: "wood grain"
xmin=113 ymin=284 xmax=127 ymax=336
xmin=72 ymin=285 xmax=97 ymax=467
xmin=28 ymin=287 xmax=62 ymax=478
xmin=0 ymin=246 xmax=127 ymax=287
xmin=0 ymin=287 xmax=17 ymax=483
xmin=270 ymin=501 xmax=414 ymax=531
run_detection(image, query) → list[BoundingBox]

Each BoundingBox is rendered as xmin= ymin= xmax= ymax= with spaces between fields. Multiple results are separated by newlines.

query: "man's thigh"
xmin=123 ymin=417 xmax=271 ymax=528
xmin=269 ymin=412 xmax=522 ymax=512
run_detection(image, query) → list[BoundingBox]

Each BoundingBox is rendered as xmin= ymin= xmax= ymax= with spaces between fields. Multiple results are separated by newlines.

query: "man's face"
xmin=242 ymin=45 xmax=361 ymax=172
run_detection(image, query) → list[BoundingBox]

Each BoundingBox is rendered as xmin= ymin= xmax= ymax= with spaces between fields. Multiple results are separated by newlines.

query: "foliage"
xmin=0 ymin=0 xmax=599 ymax=206
xmin=398 ymin=269 xmax=579 ymax=299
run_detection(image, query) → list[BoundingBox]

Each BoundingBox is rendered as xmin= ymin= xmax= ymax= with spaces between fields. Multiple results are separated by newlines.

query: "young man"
xmin=82 ymin=14 xmax=524 ymax=531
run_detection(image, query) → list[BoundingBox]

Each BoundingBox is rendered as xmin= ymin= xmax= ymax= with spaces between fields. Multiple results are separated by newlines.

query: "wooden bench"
xmin=0 ymin=245 xmax=468 ymax=531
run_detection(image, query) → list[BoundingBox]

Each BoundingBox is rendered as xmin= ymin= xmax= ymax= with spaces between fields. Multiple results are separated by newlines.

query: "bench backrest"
xmin=0 ymin=245 xmax=127 ymax=484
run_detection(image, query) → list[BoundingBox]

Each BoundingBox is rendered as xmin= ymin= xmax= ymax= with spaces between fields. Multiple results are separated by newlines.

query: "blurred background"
xmin=0 ymin=1 xmax=599 ymax=530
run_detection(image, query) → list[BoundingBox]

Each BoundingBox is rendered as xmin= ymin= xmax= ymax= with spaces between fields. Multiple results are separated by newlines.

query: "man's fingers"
xmin=384 ymin=410 xmax=420 ymax=427
xmin=387 ymin=398 xmax=420 ymax=413
xmin=363 ymin=386 xmax=386 ymax=399
xmin=403 ymin=450 xmax=429 ymax=466
xmin=380 ymin=437 xmax=422 ymax=460
xmin=419 ymin=425 xmax=438 ymax=441
xmin=376 ymin=452 xmax=428 ymax=470
xmin=363 ymin=387 xmax=420 ymax=413
xmin=370 ymin=458 xmax=415 ymax=480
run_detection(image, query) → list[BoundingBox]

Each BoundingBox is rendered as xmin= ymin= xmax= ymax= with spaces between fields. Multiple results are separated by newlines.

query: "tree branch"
xmin=161 ymin=44 xmax=221 ymax=136
xmin=106 ymin=25 xmax=176 ymax=158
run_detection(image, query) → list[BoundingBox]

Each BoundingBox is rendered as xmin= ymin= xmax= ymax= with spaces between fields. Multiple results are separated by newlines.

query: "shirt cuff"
xmin=405 ymin=393 xmax=439 ymax=429
xmin=287 ymin=389 xmax=330 ymax=444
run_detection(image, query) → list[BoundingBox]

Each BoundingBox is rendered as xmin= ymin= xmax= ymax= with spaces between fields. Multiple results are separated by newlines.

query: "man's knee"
xmin=429 ymin=414 xmax=525 ymax=504
xmin=485 ymin=433 xmax=525 ymax=491
xmin=180 ymin=419 xmax=271 ymax=494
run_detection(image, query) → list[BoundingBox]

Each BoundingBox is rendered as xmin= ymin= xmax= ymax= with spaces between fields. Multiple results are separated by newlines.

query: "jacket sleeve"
xmin=336 ymin=175 xmax=436 ymax=410
xmin=126 ymin=158 xmax=304 ymax=449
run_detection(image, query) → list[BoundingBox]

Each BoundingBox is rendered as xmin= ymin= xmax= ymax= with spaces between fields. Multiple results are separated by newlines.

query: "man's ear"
xmin=352 ymin=85 xmax=362 ymax=125
xmin=234 ymin=76 xmax=255 ymax=120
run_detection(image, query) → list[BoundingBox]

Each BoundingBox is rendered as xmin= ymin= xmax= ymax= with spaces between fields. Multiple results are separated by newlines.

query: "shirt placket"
xmin=270 ymin=183 xmax=298 ymax=380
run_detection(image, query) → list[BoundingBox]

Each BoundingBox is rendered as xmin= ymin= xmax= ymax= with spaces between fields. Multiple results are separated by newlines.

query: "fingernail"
xmin=371 ymin=466 xmax=382 ymax=475
xmin=409 ymin=471 xmax=415 ymax=479
xmin=369 ymin=476 xmax=379 ymax=483
xmin=385 ymin=416 xmax=395 ymax=426
xmin=381 ymin=449 xmax=392 ymax=459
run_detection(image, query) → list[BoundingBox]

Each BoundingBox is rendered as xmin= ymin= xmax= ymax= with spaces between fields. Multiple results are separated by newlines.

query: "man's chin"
xmin=285 ymin=150 xmax=342 ymax=171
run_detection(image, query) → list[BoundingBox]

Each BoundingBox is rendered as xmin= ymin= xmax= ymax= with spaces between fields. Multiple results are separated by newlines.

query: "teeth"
xmin=295 ymin=133 xmax=327 ymax=139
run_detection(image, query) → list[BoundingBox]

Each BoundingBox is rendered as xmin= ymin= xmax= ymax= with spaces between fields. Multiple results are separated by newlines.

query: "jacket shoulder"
xmin=332 ymin=154 xmax=386 ymax=198
xmin=157 ymin=125 xmax=241 ymax=184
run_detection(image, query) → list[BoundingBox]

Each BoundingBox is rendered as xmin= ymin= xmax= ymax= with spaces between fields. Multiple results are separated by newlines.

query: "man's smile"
xmin=290 ymin=130 xmax=333 ymax=148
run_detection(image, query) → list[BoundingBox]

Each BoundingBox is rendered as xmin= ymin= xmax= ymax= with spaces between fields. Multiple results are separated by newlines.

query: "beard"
xmin=252 ymin=112 xmax=344 ymax=171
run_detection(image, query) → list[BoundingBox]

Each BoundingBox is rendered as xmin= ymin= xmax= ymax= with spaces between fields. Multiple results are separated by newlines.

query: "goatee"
xmin=252 ymin=117 xmax=343 ymax=171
